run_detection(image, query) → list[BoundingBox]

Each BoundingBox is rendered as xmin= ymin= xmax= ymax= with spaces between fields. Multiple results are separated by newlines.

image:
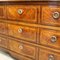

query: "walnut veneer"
xmin=0 ymin=0 xmax=60 ymax=60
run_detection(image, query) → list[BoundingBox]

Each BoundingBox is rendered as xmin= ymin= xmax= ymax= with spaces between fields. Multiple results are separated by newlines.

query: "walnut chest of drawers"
xmin=0 ymin=0 xmax=60 ymax=60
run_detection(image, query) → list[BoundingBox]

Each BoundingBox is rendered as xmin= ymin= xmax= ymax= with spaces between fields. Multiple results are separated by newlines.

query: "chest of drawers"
xmin=0 ymin=0 xmax=60 ymax=60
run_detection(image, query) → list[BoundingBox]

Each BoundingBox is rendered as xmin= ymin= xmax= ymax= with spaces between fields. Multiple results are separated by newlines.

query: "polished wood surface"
xmin=9 ymin=51 xmax=33 ymax=60
xmin=40 ymin=28 xmax=60 ymax=49
xmin=0 ymin=0 xmax=60 ymax=1
xmin=39 ymin=48 xmax=60 ymax=60
xmin=0 ymin=22 xmax=8 ymax=35
xmin=0 ymin=1 xmax=60 ymax=60
xmin=7 ymin=5 xmax=38 ymax=23
xmin=41 ymin=5 xmax=60 ymax=26
xmin=9 ymin=39 xmax=36 ymax=59
xmin=0 ymin=47 xmax=33 ymax=60
xmin=8 ymin=24 xmax=37 ymax=43
xmin=0 ymin=5 xmax=6 ymax=19
xmin=0 ymin=37 xmax=8 ymax=48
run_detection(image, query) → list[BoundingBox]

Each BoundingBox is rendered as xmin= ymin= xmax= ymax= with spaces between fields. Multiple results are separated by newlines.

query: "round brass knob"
xmin=18 ymin=28 xmax=23 ymax=33
xmin=52 ymin=12 xmax=60 ymax=19
xmin=19 ymin=45 xmax=23 ymax=49
xmin=48 ymin=55 xmax=55 ymax=60
xmin=18 ymin=9 xmax=23 ymax=14
xmin=51 ymin=36 xmax=57 ymax=43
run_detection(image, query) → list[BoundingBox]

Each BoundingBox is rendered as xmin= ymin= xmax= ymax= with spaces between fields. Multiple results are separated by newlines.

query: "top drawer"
xmin=7 ymin=5 xmax=38 ymax=23
xmin=42 ymin=6 xmax=60 ymax=26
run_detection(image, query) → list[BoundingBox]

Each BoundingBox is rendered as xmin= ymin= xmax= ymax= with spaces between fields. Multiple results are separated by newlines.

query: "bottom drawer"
xmin=0 ymin=47 xmax=33 ymax=60
xmin=16 ymin=55 xmax=33 ymax=60
xmin=9 ymin=51 xmax=33 ymax=60
xmin=9 ymin=39 xmax=36 ymax=59
xmin=39 ymin=48 xmax=60 ymax=60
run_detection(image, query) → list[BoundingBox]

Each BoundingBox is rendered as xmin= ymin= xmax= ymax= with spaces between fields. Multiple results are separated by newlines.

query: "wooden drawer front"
xmin=39 ymin=48 xmax=60 ymax=60
xmin=0 ymin=22 xmax=8 ymax=35
xmin=42 ymin=6 xmax=60 ymax=26
xmin=0 ymin=36 xmax=8 ymax=48
xmin=9 ymin=40 xmax=36 ymax=58
xmin=15 ymin=55 xmax=33 ymax=60
xmin=0 ymin=6 xmax=6 ymax=18
xmin=8 ymin=24 xmax=37 ymax=43
xmin=10 ymin=53 xmax=33 ymax=60
xmin=7 ymin=5 xmax=38 ymax=23
xmin=8 ymin=50 xmax=33 ymax=60
xmin=40 ymin=28 xmax=60 ymax=49
xmin=18 ymin=56 xmax=33 ymax=60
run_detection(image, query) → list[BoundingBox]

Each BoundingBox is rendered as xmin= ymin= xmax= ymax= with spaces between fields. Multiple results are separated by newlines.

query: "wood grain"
xmin=8 ymin=50 xmax=33 ymax=60
xmin=0 ymin=22 xmax=8 ymax=35
xmin=39 ymin=48 xmax=60 ymax=60
xmin=40 ymin=28 xmax=60 ymax=49
xmin=8 ymin=24 xmax=37 ymax=43
xmin=0 ymin=5 xmax=6 ymax=19
xmin=0 ymin=47 xmax=33 ymax=60
xmin=0 ymin=1 xmax=59 ymax=60
xmin=7 ymin=5 xmax=38 ymax=23
xmin=41 ymin=6 xmax=60 ymax=26
xmin=0 ymin=0 xmax=60 ymax=1
xmin=0 ymin=37 xmax=8 ymax=49
xmin=9 ymin=39 xmax=36 ymax=59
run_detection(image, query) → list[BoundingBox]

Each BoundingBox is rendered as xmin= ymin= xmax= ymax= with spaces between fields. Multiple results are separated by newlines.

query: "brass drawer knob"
xmin=48 ymin=55 xmax=55 ymax=60
xmin=18 ymin=28 xmax=23 ymax=33
xmin=52 ymin=12 xmax=60 ymax=19
xmin=51 ymin=36 xmax=57 ymax=43
xmin=19 ymin=45 xmax=23 ymax=49
xmin=18 ymin=9 xmax=23 ymax=14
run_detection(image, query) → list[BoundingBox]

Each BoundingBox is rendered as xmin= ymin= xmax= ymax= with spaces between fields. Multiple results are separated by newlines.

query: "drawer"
xmin=9 ymin=39 xmax=36 ymax=59
xmin=0 ymin=22 xmax=8 ymax=35
xmin=9 ymin=48 xmax=33 ymax=60
xmin=12 ymin=54 xmax=33 ymax=60
xmin=7 ymin=5 xmax=38 ymax=23
xmin=8 ymin=24 xmax=37 ymax=43
xmin=42 ymin=6 xmax=60 ymax=26
xmin=0 ymin=36 xmax=8 ymax=48
xmin=15 ymin=55 xmax=33 ymax=60
xmin=40 ymin=28 xmax=60 ymax=49
xmin=0 ymin=5 xmax=6 ymax=19
xmin=39 ymin=48 xmax=60 ymax=60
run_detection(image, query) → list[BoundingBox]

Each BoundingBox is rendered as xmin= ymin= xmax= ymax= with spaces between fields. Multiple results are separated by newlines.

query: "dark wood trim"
xmin=0 ymin=1 xmax=59 ymax=5
xmin=0 ymin=0 xmax=60 ymax=2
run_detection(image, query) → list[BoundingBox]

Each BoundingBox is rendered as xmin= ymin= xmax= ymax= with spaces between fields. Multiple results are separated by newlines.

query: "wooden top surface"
xmin=0 ymin=0 xmax=60 ymax=2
